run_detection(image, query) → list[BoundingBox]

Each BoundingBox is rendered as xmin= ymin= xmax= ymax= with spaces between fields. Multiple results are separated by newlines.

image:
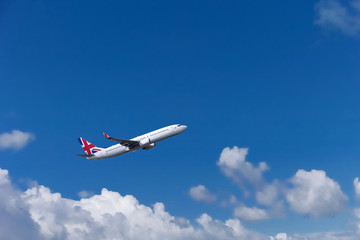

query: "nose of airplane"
xmin=181 ymin=125 xmax=187 ymax=131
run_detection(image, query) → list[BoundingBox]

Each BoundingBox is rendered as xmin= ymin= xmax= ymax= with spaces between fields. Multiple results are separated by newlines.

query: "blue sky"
xmin=1 ymin=0 xmax=360 ymax=239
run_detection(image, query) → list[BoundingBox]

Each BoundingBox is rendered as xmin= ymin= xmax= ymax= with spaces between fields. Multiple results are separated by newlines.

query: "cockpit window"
xmin=177 ymin=124 xmax=181 ymax=127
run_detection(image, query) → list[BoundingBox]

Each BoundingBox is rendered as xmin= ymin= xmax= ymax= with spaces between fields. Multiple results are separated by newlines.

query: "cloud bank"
xmin=0 ymin=146 xmax=358 ymax=239
xmin=0 ymin=168 xmax=265 ymax=240
xmin=1 ymin=166 xmax=357 ymax=240
xmin=0 ymin=130 xmax=35 ymax=150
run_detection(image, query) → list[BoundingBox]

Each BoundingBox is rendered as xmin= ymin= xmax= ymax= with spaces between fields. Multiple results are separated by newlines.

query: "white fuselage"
xmin=88 ymin=124 xmax=187 ymax=160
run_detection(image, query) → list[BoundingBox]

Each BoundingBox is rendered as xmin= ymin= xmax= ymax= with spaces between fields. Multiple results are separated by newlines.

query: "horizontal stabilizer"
xmin=77 ymin=154 xmax=94 ymax=157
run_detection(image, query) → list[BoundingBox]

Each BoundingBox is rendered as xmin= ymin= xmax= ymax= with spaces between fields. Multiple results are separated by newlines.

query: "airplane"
xmin=77 ymin=124 xmax=187 ymax=160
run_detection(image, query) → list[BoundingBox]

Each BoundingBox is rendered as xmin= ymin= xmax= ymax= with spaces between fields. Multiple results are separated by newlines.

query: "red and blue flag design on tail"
xmin=78 ymin=137 xmax=102 ymax=154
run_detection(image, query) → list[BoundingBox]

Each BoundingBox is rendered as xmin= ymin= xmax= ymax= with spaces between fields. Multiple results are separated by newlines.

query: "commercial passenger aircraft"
xmin=77 ymin=124 xmax=187 ymax=160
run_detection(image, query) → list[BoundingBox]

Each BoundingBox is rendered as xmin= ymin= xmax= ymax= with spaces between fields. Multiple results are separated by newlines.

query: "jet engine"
xmin=139 ymin=137 xmax=151 ymax=147
xmin=143 ymin=143 xmax=156 ymax=150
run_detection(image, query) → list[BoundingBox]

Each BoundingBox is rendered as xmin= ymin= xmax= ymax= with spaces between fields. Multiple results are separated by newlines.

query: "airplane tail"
xmin=77 ymin=137 xmax=104 ymax=155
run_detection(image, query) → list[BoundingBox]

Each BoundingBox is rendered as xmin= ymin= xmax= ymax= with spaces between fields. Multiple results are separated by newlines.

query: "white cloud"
xmin=354 ymin=208 xmax=360 ymax=219
xmin=217 ymin=147 xmax=268 ymax=189
xmin=196 ymin=213 xmax=264 ymax=240
xmin=256 ymin=183 xmax=279 ymax=206
xmin=0 ymin=167 xmax=267 ymax=240
xmin=315 ymin=0 xmax=360 ymax=36
xmin=353 ymin=208 xmax=360 ymax=235
xmin=216 ymin=147 xmax=285 ymax=219
xmin=233 ymin=206 xmax=269 ymax=222
xmin=220 ymin=195 xmax=242 ymax=208
xmin=77 ymin=190 xmax=95 ymax=198
xmin=285 ymin=169 xmax=347 ymax=218
xmin=270 ymin=233 xmax=288 ymax=240
xmin=0 ymin=169 xmax=43 ymax=240
xmin=281 ymin=231 xmax=359 ymax=240
xmin=189 ymin=185 xmax=216 ymax=203
xmin=255 ymin=182 xmax=285 ymax=218
xmin=354 ymin=177 xmax=360 ymax=201
xmin=228 ymin=195 xmax=238 ymax=205
xmin=0 ymin=130 xmax=35 ymax=150
xmin=217 ymin=147 xmax=348 ymax=220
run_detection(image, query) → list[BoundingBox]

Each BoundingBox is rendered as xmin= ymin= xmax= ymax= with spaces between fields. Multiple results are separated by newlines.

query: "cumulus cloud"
xmin=233 ymin=206 xmax=269 ymax=222
xmin=217 ymin=147 xmax=347 ymax=220
xmin=0 ymin=167 xmax=266 ymax=240
xmin=0 ymin=169 xmax=43 ymax=240
xmin=354 ymin=177 xmax=360 ymax=200
xmin=0 ymin=130 xmax=35 ymax=150
xmin=189 ymin=185 xmax=216 ymax=204
xmin=285 ymin=169 xmax=347 ymax=218
xmin=315 ymin=0 xmax=360 ymax=36
xmin=217 ymin=147 xmax=268 ymax=189
xmin=196 ymin=213 xmax=264 ymax=240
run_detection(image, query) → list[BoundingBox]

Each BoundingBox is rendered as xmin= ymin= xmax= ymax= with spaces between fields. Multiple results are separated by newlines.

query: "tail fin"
xmin=77 ymin=137 xmax=104 ymax=155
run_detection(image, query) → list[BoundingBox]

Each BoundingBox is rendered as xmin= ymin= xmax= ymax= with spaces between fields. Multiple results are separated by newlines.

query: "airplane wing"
xmin=103 ymin=132 xmax=139 ymax=149
xmin=77 ymin=153 xmax=94 ymax=157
